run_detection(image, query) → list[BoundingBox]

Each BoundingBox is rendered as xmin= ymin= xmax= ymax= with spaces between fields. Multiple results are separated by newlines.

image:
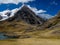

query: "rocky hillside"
xmin=34 ymin=11 xmax=60 ymax=38
xmin=0 ymin=5 xmax=46 ymax=38
xmin=0 ymin=5 xmax=60 ymax=39
xmin=39 ymin=11 xmax=60 ymax=30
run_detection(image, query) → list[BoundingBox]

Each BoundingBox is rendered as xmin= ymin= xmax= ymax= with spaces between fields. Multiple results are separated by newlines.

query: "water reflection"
xmin=0 ymin=33 xmax=8 ymax=40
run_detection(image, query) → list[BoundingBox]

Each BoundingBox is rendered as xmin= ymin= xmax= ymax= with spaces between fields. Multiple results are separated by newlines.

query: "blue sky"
xmin=0 ymin=0 xmax=60 ymax=16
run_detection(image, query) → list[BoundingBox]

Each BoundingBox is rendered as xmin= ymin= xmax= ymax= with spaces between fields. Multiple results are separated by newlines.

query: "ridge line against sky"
xmin=0 ymin=4 xmax=54 ymax=21
xmin=0 ymin=0 xmax=60 ymax=16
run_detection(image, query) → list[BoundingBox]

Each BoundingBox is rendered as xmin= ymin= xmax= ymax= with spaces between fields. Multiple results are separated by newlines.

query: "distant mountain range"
xmin=0 ymin=5 xmax=54 ymax=21
xmin=0 ymin=5 xmax=46 ymax=25
xmin=0 ymin=5 xmax=60 ymax=39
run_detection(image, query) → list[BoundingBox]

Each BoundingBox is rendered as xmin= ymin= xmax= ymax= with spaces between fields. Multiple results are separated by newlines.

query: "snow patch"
xmin=0 ymin=8 xmax=19 ymax=21
xmin=0 ymin=4 xmax=53 ymax=21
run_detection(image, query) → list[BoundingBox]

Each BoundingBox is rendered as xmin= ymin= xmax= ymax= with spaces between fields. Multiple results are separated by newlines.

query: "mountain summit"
xmin=3 ymin=5 xmax=45 ymax=25
xmin=0 ymin=5 xmax=60 ymax=39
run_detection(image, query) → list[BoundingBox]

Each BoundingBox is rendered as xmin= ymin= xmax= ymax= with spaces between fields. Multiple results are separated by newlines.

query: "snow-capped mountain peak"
xmin=0 ymin=4 xmax=53 ymax=21
xmin=0 ymin=5 xmax=28 ymax=21
xmin=0 ymin=8 xmax=19 ymax=21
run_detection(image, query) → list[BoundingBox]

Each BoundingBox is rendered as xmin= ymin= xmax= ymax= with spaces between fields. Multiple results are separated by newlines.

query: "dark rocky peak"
xmin=7 ymin=5 xmax=46 ymax=25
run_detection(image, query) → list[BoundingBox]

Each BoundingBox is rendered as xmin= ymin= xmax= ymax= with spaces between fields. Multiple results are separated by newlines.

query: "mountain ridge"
xmin=0 ymin=5 xmax=60 ymax=39
xmin=0 ymin=5 xmax=53 ymax=21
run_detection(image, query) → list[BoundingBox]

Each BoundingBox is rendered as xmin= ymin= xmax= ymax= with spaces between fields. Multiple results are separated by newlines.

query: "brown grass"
xmin=0 ymin=38 xmax=60 ymax=45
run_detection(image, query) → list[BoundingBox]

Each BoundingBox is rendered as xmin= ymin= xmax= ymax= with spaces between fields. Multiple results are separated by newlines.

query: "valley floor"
xmin=0 ymin=38 xmax=60 ymax=45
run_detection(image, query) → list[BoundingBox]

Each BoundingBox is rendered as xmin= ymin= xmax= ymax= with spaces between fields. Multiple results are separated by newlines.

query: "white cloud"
xmin=32 ymin=8 xmax=46 ymax=14
xmin=27 ymin=5 xmax=46 ymax=14
xmin=27 ymin=5 xmax=53 ymax=19
xmin=0 ymin=0 xmax=34 ymax=4
xmin=38 ymin=14 xmax=54 ymax=19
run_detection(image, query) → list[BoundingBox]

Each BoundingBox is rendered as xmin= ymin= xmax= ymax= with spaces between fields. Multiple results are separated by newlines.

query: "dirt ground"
xmin=0 ymin=38 xmax=60 ymax=45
